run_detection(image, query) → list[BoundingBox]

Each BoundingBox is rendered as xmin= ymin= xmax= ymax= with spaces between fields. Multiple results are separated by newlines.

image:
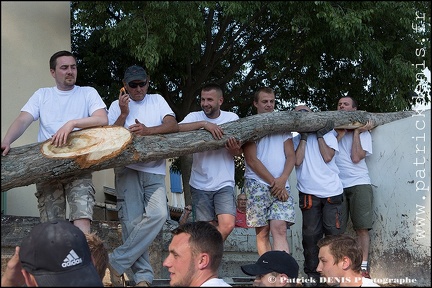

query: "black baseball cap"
xmin=241 ymin=250 xmax=299 ymax=279
xmin=123 ymin=65 xmax=147 ymax=83
xmin=19 ymin=220 xmax=103 ymax=287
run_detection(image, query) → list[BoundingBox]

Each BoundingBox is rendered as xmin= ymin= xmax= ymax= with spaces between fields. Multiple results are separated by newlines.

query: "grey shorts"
xmin=35 ymin=173 xmax=95 ymax=222
xmin=342 ymin=184 xmax=373 ymax=230
xmin=190 ymin=185 xmax=236 ymax=222
xmin=244 ymin=178 xmax=295 ymax=227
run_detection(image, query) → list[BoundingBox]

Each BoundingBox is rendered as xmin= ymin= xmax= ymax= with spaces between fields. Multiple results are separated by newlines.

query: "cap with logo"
xmin=123 ymin=65 xmax=147 ymax=83
xmin=241 ymin=250 xmax=299 ymax=279
xmin=19 ymin=220 xmax=103 ymax=287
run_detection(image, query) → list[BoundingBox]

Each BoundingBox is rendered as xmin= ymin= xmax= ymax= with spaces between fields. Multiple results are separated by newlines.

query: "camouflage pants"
xmin=35 ymin=173 xmax=95 ymax=222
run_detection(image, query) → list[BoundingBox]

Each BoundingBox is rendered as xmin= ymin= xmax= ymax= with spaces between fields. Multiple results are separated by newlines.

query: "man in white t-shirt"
xmin=163 ymin=221 xmax=231 ymax=287
xmin=293 ymin=105 xmax=344 ymax=286
xmin=1 ymin=50 xmax=108 ymax=234
xmin=179 ymin=82 xmax=241 ymax=241
xmin=243 ymin=87 xmax=296 ymax=255
xmin=335 ymin=96 xmax=375 ymax=278
xmin=107 ymin=65 xmax=179 ymax=287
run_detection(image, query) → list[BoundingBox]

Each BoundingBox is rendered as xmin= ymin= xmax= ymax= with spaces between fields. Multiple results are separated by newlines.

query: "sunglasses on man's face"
xmin=128 ymin=81 xmax=147 ymax=88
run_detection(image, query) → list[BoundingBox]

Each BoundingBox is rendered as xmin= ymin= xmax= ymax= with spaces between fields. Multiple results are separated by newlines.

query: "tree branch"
xmin=1 ymin=110 xmax=414 ymax=192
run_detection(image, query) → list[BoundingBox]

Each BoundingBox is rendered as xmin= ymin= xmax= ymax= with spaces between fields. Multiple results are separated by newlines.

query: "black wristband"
xmin=300 ymin=134 xmax=308 ymax=141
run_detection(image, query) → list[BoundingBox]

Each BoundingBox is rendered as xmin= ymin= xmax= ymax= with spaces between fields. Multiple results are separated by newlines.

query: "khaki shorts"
xmin=35 ymin=173 xmax=95 ymax=222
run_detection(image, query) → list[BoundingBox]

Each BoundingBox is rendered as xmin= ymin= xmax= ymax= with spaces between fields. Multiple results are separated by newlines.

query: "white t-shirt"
xmin=293 ymin=131 xmax=343 ymax=198
xmin=361 ymin=277 xmax=380 ymax=287
xmin=201 ymin=277 xmax=232 ymax=287
xmin=334 ymin=130 xmax=372 ymax=188
xmin=244 ymin=132 xmax=293 ymax=188
xmin=180 ymin=110 xmax=239 ymax=191
xmin=21 ymin=86 xmax=107 ymax=142
xmin=108 ymin=93 xmax=175 ymax=175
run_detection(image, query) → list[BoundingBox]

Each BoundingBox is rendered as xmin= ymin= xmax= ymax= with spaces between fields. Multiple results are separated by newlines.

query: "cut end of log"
xmin=40 ymin=126 xmax=132 ymax=168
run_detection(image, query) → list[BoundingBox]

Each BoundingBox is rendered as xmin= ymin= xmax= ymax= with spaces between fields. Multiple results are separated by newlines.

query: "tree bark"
xmin=1 ymin=110 xmax=415 ymax=192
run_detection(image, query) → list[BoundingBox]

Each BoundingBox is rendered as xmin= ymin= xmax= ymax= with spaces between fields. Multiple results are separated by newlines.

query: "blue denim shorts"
xmin=190 ymin=185 xmax=236 ymax=222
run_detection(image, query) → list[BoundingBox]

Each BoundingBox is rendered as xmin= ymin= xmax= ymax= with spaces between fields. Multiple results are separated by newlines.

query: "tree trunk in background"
xmin=180 ymin=154 xmax=193 ymax=206
xmin=1 ymin=110 xmax=415 ymax=192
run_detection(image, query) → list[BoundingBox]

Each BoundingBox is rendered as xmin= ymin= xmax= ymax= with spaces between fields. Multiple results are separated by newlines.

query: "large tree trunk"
xmin=1 ymin=110 xmax=415 ymax=192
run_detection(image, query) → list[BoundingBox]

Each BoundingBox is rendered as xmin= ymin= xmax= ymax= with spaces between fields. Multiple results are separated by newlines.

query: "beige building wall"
xmin=1 ymin=1 xmax=73 ymax=216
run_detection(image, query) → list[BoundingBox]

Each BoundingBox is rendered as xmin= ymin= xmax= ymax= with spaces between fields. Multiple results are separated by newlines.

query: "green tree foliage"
xmin=71 ymin=1 xmax=430 ymax=188
xmin=72 ymin=1 xmax=430 ymax=117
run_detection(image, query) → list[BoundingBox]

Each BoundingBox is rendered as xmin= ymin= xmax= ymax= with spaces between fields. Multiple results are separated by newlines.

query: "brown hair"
xmin=171 ymin=221 xmax=223 ymax=272
xmin=49 ymin=50 xmax=76 ymax=70
xmin=339 ymin=96 xmax=358 ymax=109
xmin=317 ymin=234 xmax=363 ymax=273
xmin=254 ymin=87 xmax=274 ymax=103
xmin=85 ymin=232 xmax=109 ymax=280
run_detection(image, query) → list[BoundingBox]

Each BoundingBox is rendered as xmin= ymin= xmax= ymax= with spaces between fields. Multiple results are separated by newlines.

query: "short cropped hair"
xmin=49 ymin=50 xmax=76 ymax=70
xmin=254 ymin=87 xmax=274 ymax=102
xmin=201 ymin=82 xmax=223 ymax=97
xmin=339 ymin=96 xmax=358 ymax=109
xmin=171 ymin=221 xmax=224 ymax=272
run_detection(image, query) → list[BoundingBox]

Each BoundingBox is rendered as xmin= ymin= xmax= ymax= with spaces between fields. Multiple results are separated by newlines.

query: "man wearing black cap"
xmin=241 ymin=250 xmax=299 ymax=287
xmin=1 ymin=220 xmax=103 ymax=287
xmin=107 ymin=65 xmax=179 ymax=287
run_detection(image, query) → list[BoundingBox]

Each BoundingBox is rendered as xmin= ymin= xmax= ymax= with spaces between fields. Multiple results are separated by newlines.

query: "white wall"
xmin=366 ymin=109 xmax=431 ymax=285
xmin=289 ymin=110 xmax=431 ymax=286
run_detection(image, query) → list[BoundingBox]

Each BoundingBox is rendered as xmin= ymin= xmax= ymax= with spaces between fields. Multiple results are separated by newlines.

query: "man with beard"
xmin=179 ymin=82 xmax=242 ymax=241
xmin=1 ymin=50 xmax=108 ymax=234
xmin=163 ymin=221 xmax=231 ymax=287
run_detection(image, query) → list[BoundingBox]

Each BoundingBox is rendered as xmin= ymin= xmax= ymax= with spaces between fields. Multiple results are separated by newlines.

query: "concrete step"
xmin=124 ymin=277 xmax=255 ymax=287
